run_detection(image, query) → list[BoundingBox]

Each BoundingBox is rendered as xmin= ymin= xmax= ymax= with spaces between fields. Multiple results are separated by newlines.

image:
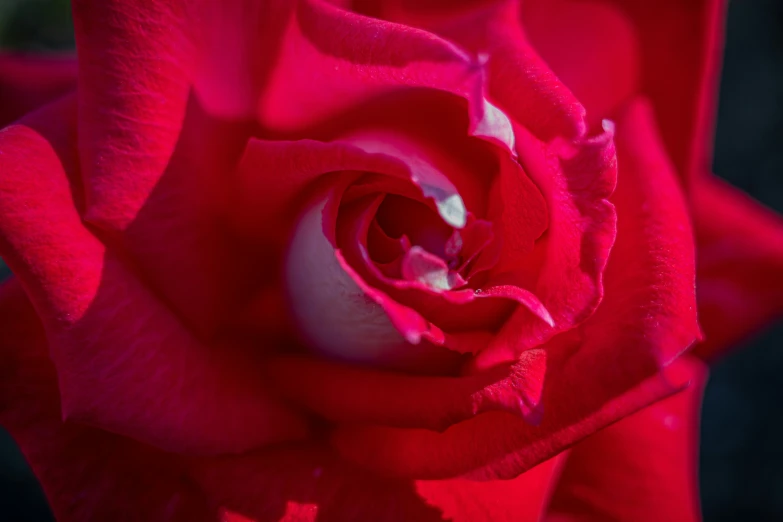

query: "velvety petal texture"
xmin=1 ymin=1 xmax=782 ymax=522
xmin=0 ymin=99 xmax=307 ymax=456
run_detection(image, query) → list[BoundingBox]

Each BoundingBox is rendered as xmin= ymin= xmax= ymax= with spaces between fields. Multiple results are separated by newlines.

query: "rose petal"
xmin=330 ymin=354 xmax=690 ymax=480
xmin=0 ymin=99 xmax=306 ymax=455
xmin=599 ymin=0 xmax=726 ymax=184
xmin=230 ymin=132 xmax=481 ymax=241
xmin=691 ymin=175 xmax=783 ymax=360
xmin=286 ymin=191 xmax=461 ymax=371
xmin=264 ymin=348 xmax=546 ymax=432
xmin=476 ymin=119 xmax=617 ymax=367
xmin=0 ymin=279 xmax=214 ymax=522
xmin=522 ymin=0 xmax=640 ymax=122
xmin=0 ymin=53 xmax=77 ymax=128
xmin=72 ymin=0 xmax=197 ymax=230
xmin=366 ymin=0 xmax=724 ymax=182
xmin=547 ymin=356 xmax=706 ymax=522
xmin=342 ymin=130 xmax=469 ymax=229
xmin=188 ymin=440 xmax=562 ymax=522
xmin=75 ymin=0 xmax=261 ymax=335
xmin=189 ymin=444 xmax=446 ymax=522
xmin=329 ymin=98 xmax=699 ymax=480
xmin=415 ymin=455 xmax=563 ymax=522
xmin=401 ymin=246 xmax=466 ymax=291
xmin=197 ymin=0 xmax=510 ymax=147
xmin=361 ymin=0 xmax=587 ymax=141
xmin=339 ymin=192 xmax=553 ymax=337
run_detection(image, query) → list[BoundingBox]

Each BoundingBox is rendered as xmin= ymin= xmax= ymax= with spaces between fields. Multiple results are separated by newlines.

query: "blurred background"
xmin=0 ymin=0 xmax=782 ymax=520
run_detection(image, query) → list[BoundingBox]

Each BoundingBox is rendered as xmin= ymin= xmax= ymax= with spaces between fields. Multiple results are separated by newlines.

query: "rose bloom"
xmin=1 ymin=1 xmax=783 ymax=521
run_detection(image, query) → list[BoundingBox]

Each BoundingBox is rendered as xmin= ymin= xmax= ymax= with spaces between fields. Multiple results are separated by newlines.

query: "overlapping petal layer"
xmin=0 ymin=99 xmax=306 ymax=455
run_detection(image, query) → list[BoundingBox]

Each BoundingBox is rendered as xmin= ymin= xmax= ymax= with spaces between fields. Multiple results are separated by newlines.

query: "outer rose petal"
xmin=365 ymin=0 xmax=725 ymax=184
xmin=0 ymin=54 xmax=77 ymax=128
xmin=546 ymin=356 xmax=706 ymax=522
xmin=71 ymin=0 xmax=496 ymax=230
xmin=0 ymin=279 xmax=214 ymax=522
xmin=602 ymin=0 xmax=727 ymax=184
xmin=353 ymin=0 xmax=587 ymax=140
xmin=0 ymin=98 xmax=306 ymax=455
xmin=189 ymin=442 xmax=563 ymax=522
xmin=74 ymin=0 xmax=276 ymax=336
xmin=691 ymin=176 xmax=783 ymax=360
xmin=521 ymin=0 xmax=640 ymax=121
xmin=329 ymin=99 xmax=699 ymax=480
xmin=523 ymin=0 xmax=725 ymax=184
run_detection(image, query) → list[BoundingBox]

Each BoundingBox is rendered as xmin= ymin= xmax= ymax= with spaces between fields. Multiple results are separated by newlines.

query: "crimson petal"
xmin=0 ymin=53 xmax=77 ymax=128
xmin=0 ymin=279 xmax=214 ymax=522
xmin=188 ymin=439 xmax=562 ymax=522
xmin=0 ymin=99 xmax=306 ymax=455
xmin=691 ymin=176 xmax=783 ymax=360
xmin=547 ymin=356 xmax=706 ymax=522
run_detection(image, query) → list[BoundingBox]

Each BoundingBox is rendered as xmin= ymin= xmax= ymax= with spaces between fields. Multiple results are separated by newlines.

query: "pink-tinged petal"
xmin=189 ymin=440 xmax=562 ymax=522
xmin=0 ymin=53 xmax=77 ymax=128
xmin=0 ymin=99 xmax=306 ymax=455
xmin=329 ymin=99 xmax=699 ymax=480
xmin=401 ymin=247 xmax=467 ymax=291
xmin=522 ymin=0 xmax=726 ymax=184
xmin=522 ymin=0 xmax=641 ymax=122
xmin=263 ymin=348 xmax=545 ymax=432
xmin=477 ymin=119 xmax=617 ymax=368
xmin=230 ymin=128 xmax=483 ymax=241
xmin=0 ymin=279 xmax=214 ymax=522
xmin=546 ymin=357 xmax=706 ymax=522
xmin=285 ymin=191 xmax=460 ymax=372
xmin=341 ymin=130 xmax=469 ymax=229
xmin=691 ymin=176 xmax=783 ymax=360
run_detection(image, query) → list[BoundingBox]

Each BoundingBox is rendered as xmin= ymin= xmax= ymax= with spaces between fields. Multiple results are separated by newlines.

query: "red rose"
xmin=1 ymin=1 xmax=782 ymax=521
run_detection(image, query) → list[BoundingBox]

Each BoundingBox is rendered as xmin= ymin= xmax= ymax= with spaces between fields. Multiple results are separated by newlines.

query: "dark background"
xmin=0 ymin=0 xmax=782 ymax=520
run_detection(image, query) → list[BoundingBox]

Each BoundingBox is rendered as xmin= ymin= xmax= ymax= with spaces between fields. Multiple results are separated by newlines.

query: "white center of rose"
xmin=284 ymin=191 xmax=466 ymax=369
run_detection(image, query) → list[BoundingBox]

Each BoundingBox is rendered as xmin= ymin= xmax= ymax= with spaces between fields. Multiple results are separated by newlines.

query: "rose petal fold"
xmin=264 ymin=348 xmax=546 ymax=431
xmin=329 ymin=98 xmax=700 ymax=480
xmin=188 ymin=441 xmax=563 ymax=522
xmin=0 ymin=53 xmax=77 ymax=128
xmin=546 ymin=356 xmax=706 ymax=522
xmin=476 ymin=119 xmax=617 ymax=368
xmin=0 ymin=99 xmax=306 ymax=455
xmin=0 ymin=279 xmax=214 ymax=522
